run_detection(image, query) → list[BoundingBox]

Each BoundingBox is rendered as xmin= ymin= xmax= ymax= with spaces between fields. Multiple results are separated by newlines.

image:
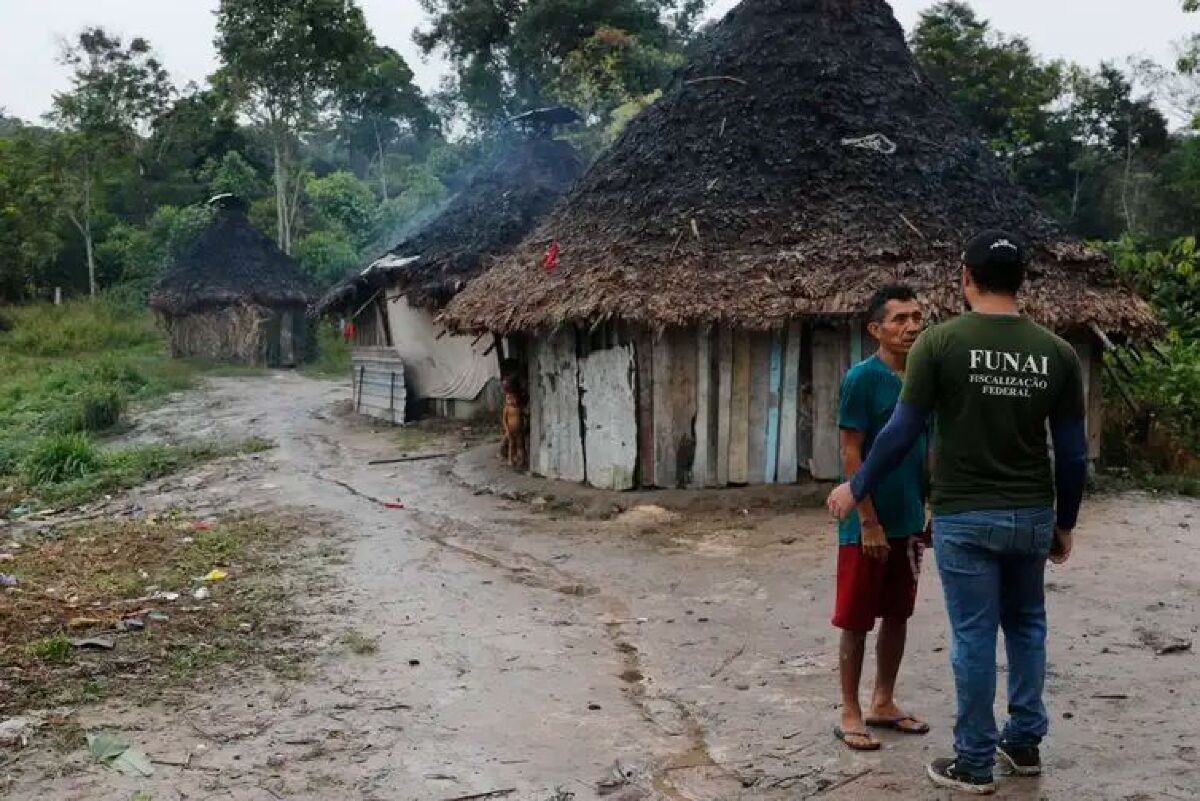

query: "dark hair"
xmin=962 ymin=229 xmax=1027 ymax=295
xmin=866 ymin=285 xmax=918 ymax=323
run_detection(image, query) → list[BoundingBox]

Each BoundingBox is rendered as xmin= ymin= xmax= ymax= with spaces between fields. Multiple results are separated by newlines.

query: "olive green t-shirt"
xmin=900 ymin=312 xmax=1085 ymax=516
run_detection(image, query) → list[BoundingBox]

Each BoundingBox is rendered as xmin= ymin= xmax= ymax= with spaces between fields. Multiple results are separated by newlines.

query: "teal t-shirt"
xmin=837 ymin=355 xmax=928 ymax=546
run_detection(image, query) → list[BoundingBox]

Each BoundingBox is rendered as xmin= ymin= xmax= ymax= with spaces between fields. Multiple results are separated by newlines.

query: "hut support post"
xmin=1073 ymin=340 xmax=1105 ymax=463
xmin=728 ymin=331 xmax=751 ymax=484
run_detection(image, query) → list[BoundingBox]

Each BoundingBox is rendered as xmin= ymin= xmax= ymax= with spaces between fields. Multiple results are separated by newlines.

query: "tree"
xmin=414 ymin=0 xmax=708 ymax=126
xmin=215 ymin=0 xmax=375 ymax=253
xmin=911 ymin=3 xmax=1064 ymax=171
xmin=0 ymin=129 xmax=62 ymax=299
xmin=337 ymin=46 xmax=438 ymax=200
xmin=199 ymin=150 xmax=267 ymax=199
xmin=305 ymin=170 xmax=380 ymax=250
xmin=46 ymin=28 xmax=173 ymax=296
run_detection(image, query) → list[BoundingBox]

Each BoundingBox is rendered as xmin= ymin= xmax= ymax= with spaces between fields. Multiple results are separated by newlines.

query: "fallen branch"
xmin=368 ymin=453 xmax=452 ymax=465
xmin=1091 ymin=693 xmax=1129 ymax=700
xmin=441 ymin=789 xmax=517 ymax=801
xmin=685 ymin=75 xmax=748 ymax=87
xmin=709 ymin=644 xmax=746 ymax=678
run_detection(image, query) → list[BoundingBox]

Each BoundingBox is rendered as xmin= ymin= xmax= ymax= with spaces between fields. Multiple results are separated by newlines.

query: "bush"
xmin=304 ymin=322 xmax=351 ymax=378
xmin=58 ymin=387 xmax=125 ymax=433
xmin=0 ymin=298 xmax=159 ymax=357
xmin=22 ymin=433 xmax=102 ymax=485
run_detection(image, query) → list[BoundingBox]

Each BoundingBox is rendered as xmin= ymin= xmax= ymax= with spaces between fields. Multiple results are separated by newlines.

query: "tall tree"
xmin=46 ymin=28 xmax=173 ymax=296
xmin=0 ymin=129 xmax=62 ymax=299
xmin=414 ymin=0 xmax=708 ymax=126
xmin=337 ymin=45 xmax=438 ymax=200
xmin=215 ymin=0 xmax=375 ymax=253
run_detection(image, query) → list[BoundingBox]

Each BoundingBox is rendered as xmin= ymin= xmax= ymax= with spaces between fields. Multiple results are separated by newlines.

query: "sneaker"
xmin=997 ymin=740 xmax=1042 ymax=776
xmin=926 ymin=757 xmax=996 ymax=795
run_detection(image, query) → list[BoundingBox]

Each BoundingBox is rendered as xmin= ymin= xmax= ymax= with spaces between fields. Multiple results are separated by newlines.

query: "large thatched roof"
xmin=149 ymin=206 xmax=314 ymax=315
xmin=315 ymin=137 xmax=584 ymax=316
xmin=442 ymin=0 xmax=1158 ymax=339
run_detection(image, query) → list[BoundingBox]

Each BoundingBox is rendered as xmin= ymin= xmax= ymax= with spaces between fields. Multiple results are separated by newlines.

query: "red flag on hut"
xmin=542 ymin=240 xmax=559 ymax=271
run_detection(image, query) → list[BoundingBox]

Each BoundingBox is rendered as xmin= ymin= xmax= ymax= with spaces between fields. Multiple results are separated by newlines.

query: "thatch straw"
xmin=150 ymin=209 xmax=314 ymax=315
xmin=441 ymin=0 xmax=1158 ymax=340
xmin=314 ymin=137 xmax=584 ymax=316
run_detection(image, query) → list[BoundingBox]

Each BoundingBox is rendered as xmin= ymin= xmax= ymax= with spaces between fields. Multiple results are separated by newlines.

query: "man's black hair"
xmin=866 ymin=284 xmax=918 ymax=324
xmin=962 ymin=230 xmax=1027 ymax=295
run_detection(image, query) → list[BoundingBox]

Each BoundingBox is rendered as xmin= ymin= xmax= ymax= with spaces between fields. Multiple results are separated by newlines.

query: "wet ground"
xmin=3 ymin=372 xmax=1197 ymax=800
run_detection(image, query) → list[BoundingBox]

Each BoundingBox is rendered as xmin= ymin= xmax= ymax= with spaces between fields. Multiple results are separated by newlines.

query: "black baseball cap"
xmin=962 ymin=229 xmax=1027 ymax=271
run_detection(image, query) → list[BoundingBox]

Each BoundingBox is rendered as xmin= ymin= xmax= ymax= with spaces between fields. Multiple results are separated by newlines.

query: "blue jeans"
xmin=933 ymin=507 xmax=1054 ymax=778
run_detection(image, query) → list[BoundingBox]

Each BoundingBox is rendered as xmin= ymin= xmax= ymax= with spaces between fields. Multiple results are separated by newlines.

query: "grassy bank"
xmin=0 ymin=298 xmax=261 ymax=512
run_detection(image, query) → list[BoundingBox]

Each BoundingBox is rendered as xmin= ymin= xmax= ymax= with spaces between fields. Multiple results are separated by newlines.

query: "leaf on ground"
xmin=112 ymin=747 xmax=154 ymax=777
xmin=86 ymin=731 xmax=128 ymax=762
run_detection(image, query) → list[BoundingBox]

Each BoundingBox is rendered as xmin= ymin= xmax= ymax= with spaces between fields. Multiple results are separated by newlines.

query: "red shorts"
xmin=832 ymin=538 xmax=921 ymax=632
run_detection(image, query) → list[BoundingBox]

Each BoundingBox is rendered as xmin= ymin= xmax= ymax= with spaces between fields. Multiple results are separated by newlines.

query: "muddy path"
xmin=4 ymin=373 xmax=1197 ymax=800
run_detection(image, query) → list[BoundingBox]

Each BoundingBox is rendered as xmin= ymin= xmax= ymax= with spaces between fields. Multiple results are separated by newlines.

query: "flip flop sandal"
xmin=865 ymin=715 xmax=930 ymax=735
xmin=834 ymin=725 xmax=882 ymax=751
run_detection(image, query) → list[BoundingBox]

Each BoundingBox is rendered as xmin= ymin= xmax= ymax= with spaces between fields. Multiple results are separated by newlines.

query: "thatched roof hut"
xmin=314 ymin=137 xmax=584 ymax=420
xmin=442 ymin=0 xmax=1155 ymax=340
xmin=436 ymin=0 xmax=1155 ymax=491
xmin=315 ymin=137 xmax=584 ymax=316
xmin=150 ymin=196 xmax=315 ymax=367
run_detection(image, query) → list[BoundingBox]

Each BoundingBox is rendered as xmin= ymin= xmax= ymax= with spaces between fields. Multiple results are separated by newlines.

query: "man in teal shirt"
xmin=833 ymin=285 xmax=929 ymax=752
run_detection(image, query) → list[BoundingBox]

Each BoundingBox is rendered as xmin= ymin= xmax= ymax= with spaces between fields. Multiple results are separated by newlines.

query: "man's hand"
xmin=861 ymin=522 xmax=890 ymax=561
xmin=1049 ymin=527 xmax=1073 ymax=564
xmin=827 ymin=482 xmax=856 ymax=520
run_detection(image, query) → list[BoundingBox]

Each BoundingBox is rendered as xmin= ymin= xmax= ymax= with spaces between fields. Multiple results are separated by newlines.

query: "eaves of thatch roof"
xmin=441 ymin=0 xmax=1158 ymax=341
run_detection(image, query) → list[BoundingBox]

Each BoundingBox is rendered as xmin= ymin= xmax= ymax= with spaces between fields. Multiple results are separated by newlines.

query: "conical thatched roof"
xmin=150 ymin=206 xmax=314 ymax=315
xmin=314 ymin=137 xmax=584 ymax=315
xmin=442 ymin=0 xmax=1158 ymax=339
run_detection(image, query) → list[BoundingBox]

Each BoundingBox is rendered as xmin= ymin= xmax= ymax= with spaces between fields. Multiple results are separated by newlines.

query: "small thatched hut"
xmin=442 ymin=0 xmax=1158 ymax=489
xmin=315 ymin=135 xmax=583 ymax=419
xmin=150 ymin=196 xmax=315 ymax=367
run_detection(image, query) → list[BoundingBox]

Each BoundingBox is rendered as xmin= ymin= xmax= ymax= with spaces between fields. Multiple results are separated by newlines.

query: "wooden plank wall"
xmin=692 ymin=329 xmax=717 ymax=488
xmin=1072 ymin=340 xmax=1105 ymax=461
xmin=579 ymin=344 xmax=638 ymax=490
xmin=635 ymin=330 xmax=655 ymax=487
xmin=527 ymin=340 xmax=543 ymax=475
xmin=777 ymin=322 xmax=803 ymax=484
xmin=715 ymin=329 xmax=733 ymax=487
xmin=533 ymin=328 xmax=585 ymax=482
xmin=810 ymin=326 xmax=851 ymax=480
xmin=764 ymin=332 xmax=784 ymax=483
xmin=651 ymin=329 xmax=699 ymax=488
xmin=746 ymin=333 xmax=771 ymax=485
xmin=728 ymin=330 xmax=752 ymax=484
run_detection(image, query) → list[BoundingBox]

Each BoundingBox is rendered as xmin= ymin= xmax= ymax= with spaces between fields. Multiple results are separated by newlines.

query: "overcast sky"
xmin=0 ymin=0 xmax=1193 ymax=124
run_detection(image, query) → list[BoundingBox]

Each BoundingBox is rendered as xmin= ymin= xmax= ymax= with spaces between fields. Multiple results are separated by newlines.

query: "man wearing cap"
xmin=826 ymin=231 xmax=1089 ymax=795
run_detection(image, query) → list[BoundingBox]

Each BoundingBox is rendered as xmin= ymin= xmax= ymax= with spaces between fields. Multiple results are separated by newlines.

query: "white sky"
xmin=0 ymin=0 xmax=1193 ymax=124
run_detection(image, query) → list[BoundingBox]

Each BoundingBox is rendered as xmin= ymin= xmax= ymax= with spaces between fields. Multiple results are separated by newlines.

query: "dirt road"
xmin=5 ymin=373 xmax=1197 ymax=800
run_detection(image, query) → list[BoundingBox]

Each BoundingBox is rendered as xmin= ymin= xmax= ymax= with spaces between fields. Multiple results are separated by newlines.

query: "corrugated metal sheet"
xmin=352 ymin=347 xmax=406 ymax=425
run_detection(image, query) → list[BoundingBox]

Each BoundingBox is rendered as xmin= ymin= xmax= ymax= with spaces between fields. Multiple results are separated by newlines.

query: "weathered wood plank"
xmin=765 ymin=331 xmax=784 ymax=483
xmin=797 ymin=327 xmax=815 ymax=476
xmin=728 ymin=330 xmax=751 ymax=484
xmin=850 ymin=323 xmax=863 ymax=365
xmin=652 ymin=333 xmax=674 ymax=488
xmin=1073 ymin=341 xmax=1105 ymax=461
xmin=635 ymin=329 xmax=655 ymax=487
xmin=527 ymin=340 xmax=543 ymax=475
xmin=692 ymin=328 xmax=713 ymax=488
xmin=580 ymin=345 xmax=637 ymax=490
xmin=534 ymin=328 xmax=585 ymax=482
xmin=810 ymin=326 xmax=850 ymax=480
xmin=715 ymin=327 xmax=733 ymax=486
xmin=669 ymin=327 xmax=699 ymax=488
xmin=777 ymin=321 xmax=802 ymax=484
xmin=747 ymin=333 xmax=771 ymax=484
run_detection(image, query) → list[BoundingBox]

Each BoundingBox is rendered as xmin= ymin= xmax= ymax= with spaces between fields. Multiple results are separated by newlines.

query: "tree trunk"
xmin=1121 ymin=112 xmax=1136 ymax=235
xmin=273 ymin=139 xmax=291 ymax=254
xmin=374 ymin=120 xmax=389 ymax=201
xmin=84 ymin=218 xmax=96 ymax=297
xmin=1070 ymin=170 xmax=1082 ymax=223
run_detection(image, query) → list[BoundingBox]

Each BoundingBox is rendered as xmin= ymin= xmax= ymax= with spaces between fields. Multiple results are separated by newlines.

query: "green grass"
xmin=0 ymin=297 xmax=268 ymax=511
xmin=303 ymin=322 xmax=351 ymax=379
xmin=27 ymin=635 xmax=72 ymax=664
xmin=340 ymin=630 xmax=380 ymax=655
